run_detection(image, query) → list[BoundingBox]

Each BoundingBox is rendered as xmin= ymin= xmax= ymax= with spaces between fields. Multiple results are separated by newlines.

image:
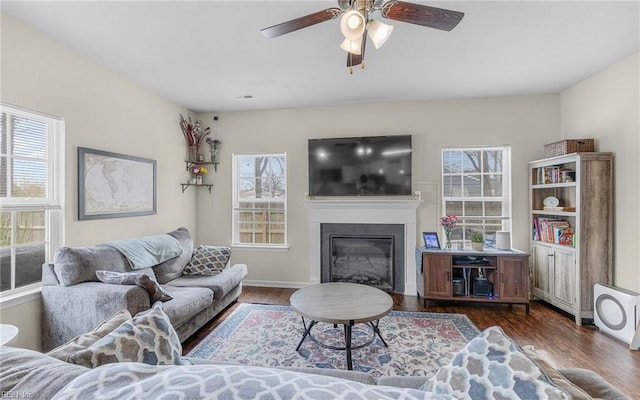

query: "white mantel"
xmin=305 ymin=198 xmax=422 ymax=295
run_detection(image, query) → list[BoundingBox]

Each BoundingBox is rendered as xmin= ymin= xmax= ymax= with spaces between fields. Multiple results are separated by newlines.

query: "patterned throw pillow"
xmin=67 ymin=302 xmax=183 ymax=368
xmin=46 ymin=309 xmax=132 ymax=362
xmin=182 ymin=245 xmax=231 ymax=276
xmin=421 ymin=326 xmax=570 ymax=399
xmin=95 ymin=270 xmax=173 ymax=302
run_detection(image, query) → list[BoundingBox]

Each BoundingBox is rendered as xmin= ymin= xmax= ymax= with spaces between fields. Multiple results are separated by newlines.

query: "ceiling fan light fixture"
xmin=340 ymin=38 xmax=362 ymax=55
xmin=340 ymin=10 xmax=366 ymax=40
xmin=367 ymin=20 xmax=394 ymax=49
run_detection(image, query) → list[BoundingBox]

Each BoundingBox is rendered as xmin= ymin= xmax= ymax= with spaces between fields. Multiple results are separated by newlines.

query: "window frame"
xmin=231 ymin=152 xmax=288 ymax=249
xmin=441 ymin=146 xmax=511 ymax=247
xmin=0 ymin=103 xmax=65 ymax=299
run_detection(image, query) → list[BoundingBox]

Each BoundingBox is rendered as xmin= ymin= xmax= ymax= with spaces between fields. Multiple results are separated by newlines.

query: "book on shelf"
xmin=538 ymin=166 xmax=560 ymax=184
xmin=536 ymin=165 xmax=575 ymax=184
xmin=533 ymin=217 xmax=573 ymax=245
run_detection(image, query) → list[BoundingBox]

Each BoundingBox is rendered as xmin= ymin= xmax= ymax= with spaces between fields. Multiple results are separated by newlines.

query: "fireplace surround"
xmin=306 ymin=198 xmax=422 ymax=295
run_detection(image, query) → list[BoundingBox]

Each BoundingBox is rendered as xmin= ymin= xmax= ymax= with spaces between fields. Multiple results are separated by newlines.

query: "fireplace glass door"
xmin=329 ymin=236 xmax=394 ymax=291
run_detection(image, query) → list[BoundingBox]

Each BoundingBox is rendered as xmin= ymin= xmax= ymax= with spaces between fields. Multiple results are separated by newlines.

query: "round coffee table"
xmin=290 ymin=282 xmax=393 ymax=370
xmin=0 ymin=324 xmax=19 ymax=346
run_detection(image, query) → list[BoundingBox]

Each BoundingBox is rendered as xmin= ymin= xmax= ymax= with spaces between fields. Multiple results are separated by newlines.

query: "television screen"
xmin=308 ymin=135 xmax=412 ymax=196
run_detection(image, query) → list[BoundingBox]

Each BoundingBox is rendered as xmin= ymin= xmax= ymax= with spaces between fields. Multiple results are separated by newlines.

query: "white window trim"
xmin=0 ymin=103 xmax=65 ymax=301
xmin=232 ymin=152 xmax=288 ymax=248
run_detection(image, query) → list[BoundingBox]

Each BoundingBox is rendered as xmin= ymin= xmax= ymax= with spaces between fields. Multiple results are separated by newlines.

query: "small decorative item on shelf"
xmin=205 ymin=137 xmax=222 ymax=171
xmin=179 ymin=114 xmax=211 ymax=162
xmin=439 ymin=215 xmax=458 ymax=249
xmin=471 ymin=231 xmax=484 ymax=251
xmin=191 ymin=165 xmax=208 ymax=185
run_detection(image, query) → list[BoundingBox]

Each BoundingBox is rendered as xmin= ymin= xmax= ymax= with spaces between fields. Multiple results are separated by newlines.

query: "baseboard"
xmin=243 ymin=280 xmax=308 ymax=289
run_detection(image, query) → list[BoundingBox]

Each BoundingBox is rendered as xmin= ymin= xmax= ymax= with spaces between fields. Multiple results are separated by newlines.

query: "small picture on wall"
xmin=422 ymin=232 xmax=440 ymax=249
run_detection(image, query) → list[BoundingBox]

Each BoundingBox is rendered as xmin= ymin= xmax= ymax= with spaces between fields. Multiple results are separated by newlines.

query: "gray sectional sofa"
xmin=1 ymin=325 xmax=630 ymax=399
xmin=41 ymin=227 xmax=247 ymax=351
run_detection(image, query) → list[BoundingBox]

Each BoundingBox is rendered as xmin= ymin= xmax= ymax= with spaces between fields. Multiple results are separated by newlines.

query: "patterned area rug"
xmin=187 ymin=303 xmax=479 ymax=377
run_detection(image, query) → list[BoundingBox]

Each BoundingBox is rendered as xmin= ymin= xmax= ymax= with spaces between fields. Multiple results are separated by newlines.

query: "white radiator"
xmin=594 ymin=283 xmax=640 ymax=349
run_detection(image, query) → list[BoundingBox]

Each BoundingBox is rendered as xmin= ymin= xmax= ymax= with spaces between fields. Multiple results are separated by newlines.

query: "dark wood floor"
xmin=183 ymin=286 xmax=639 ymax=399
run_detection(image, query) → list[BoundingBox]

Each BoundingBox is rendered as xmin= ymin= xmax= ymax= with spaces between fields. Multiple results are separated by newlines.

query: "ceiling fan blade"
xmin=381 ymin=1 xmax=464 ymax=31
xmin=261 ymin=8 xmax=342 ymax=38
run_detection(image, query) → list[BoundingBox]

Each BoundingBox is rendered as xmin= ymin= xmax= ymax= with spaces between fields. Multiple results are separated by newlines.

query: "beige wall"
xmin=0 ymin=13 xmax=199 ymax=350
xmin=560 ymin=53 xmax=640 ymax=292
xmin=196 ymin=95 xmax=561 ymax=285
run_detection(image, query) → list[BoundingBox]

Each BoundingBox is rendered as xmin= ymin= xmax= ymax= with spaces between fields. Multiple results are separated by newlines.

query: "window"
xmin=441 ymin=147 xmax=511 ymax=247
xmin=232 ymin=153 xmax=287 ymax=247
xmin=0 ymin=104 xmax=64 ymax=295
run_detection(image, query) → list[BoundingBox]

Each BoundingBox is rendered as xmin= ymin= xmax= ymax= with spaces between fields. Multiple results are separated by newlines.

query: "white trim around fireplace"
xmin=305 ymin=198 xmax=423 ymax=295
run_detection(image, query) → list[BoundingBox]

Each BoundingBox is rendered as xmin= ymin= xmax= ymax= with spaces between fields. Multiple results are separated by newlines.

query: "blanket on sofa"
xmin=100 ymin=234 xmax=182 ymax=269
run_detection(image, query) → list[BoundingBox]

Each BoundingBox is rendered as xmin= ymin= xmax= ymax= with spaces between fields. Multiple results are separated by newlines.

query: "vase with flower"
xmin=179 ymin=114 xmax=211 ymax=162
xmin=439 ymin=215 xmax=458 ymax=249
xmin=191 ymin=165 xmax=208 ymax=184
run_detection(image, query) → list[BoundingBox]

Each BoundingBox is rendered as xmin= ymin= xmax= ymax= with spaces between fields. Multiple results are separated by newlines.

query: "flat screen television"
xmin=308 ymin=135 xmax=412 ymax=196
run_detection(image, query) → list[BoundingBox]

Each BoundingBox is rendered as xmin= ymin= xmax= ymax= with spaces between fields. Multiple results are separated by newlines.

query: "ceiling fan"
xmin=260 ymin=0 xmax=464 ymax=73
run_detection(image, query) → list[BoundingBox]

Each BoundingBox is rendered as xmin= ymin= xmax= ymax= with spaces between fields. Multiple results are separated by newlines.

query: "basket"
xmin=544 ymin=139 xmax=594 ymax=157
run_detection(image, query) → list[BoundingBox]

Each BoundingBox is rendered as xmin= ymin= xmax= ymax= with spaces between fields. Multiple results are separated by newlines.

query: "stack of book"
xmin=533 ymin=217 xmax=575 ymax=246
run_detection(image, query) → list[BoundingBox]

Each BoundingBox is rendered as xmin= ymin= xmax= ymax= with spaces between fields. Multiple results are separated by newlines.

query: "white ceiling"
xmin=2 ymin=1 xmax=639 ymax=113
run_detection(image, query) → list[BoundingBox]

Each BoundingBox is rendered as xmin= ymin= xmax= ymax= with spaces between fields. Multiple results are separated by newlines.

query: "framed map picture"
xmin=78 ymin=147 xmax=157 ymax=220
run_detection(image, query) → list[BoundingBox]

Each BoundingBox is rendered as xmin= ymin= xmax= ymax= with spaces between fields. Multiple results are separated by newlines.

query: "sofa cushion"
xmin=53 ymin=246 xmax=155 ymax=286
xmin=96 ymin=270 xmax=173 ymax=302
xmin=0 ymin=346 xmax=88 ymax=400
xmin=422 ymin=326 xmax=570 ymax=399
xmin=182 ymin=245 xmax=232 ymax=276
xmin=167 ymin=264 xmax=247 ymax=300
xmin=557 ymin=368 xmax=631 ymax=400
xmin=67 ymin=302 xmax=183 ymax=368
xmin=153 ymin=227 xmax=194 ymax=284
xmin=522 ymin=345 xmax=592 ymax=400
xmin=46 ymin=309 xmax=132 ymax=362
xmin=158 ymin=286 xmax=214 ymax=327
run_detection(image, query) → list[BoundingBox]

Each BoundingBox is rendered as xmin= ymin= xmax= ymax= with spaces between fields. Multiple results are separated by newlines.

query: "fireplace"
xmin=321 ymin=223 xmax=405 ymax=292
xmin=306 ymin=198 xmax=422 ymax=295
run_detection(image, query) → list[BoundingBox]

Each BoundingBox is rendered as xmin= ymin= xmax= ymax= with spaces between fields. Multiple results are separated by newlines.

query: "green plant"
xmin=470 ymin=231 xmax=484 ymax=243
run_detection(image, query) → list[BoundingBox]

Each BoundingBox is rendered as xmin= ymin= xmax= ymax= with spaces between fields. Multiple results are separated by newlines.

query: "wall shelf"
xmin=185 ymin=161 xmax=219 ymax=172
xmin=180 ymin=183 xmax=213 ymax=194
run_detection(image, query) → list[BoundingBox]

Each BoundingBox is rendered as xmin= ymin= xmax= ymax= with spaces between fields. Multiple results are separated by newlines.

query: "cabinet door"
xmin=498 ymin=256 xmax=529 ymax=302
xmin=423 ymin=254 xmax=451 ymax=297
xmin=551 ymin=248 xmax=577 ymax=310
xmin=531 ymin=243 xmax=551 ymax=300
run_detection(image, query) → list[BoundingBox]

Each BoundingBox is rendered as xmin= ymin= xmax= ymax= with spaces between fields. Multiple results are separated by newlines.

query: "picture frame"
xmin=422 ymin=232 xmax=441 ymax=249
xmin=78 ymin=147 xmax=157 ymax=220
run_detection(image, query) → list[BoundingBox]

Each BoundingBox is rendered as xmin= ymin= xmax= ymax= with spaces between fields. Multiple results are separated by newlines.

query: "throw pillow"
xmin=46 ymin=309 xmax=132 ymax=362
xmin=421 ymin=326 xmax=570 ymax=399
xmin=135 ymin=274 xmax=173 ymax=302
xmin=67 ymin=302 xmax=183 ymax=368
xmin=182 ymin=245 xmax=231 ymax=276
xmin=95 ymin=270 xmax=173 ymax=302
xmin=153 ymin=227 xmax=194 ymax=284
xmin=95 ymin=270 xmax=141 ymax=285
